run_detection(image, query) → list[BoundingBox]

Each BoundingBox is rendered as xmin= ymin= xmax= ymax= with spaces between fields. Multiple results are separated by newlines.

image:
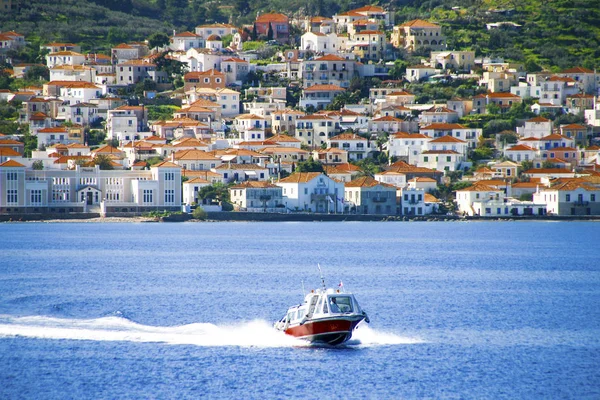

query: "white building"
xmin=386 ymin=132 xmax=431 ymax=164
xmin=171 ymin=31 xmax=203 ymax=51
xmin=533 ymin=180 xmax=600 ymax=216
xmin=295 ymin=115 xmax=337 ymax=148
xmin=0 ymin=160 xmax=182 ymax=214
xmin=277 ymin=172 xmax=344 ymax=213
xmin=45 ymin=51 xmax=86 ymax=68
xmin=418 ymin=150 xmax=465 ymax=172
xmin=233 ymin=114 xmax=268 ymax=142
xmin=229 ymin=181 xmax=284 ymax=212
xmin=328 ymin=133 xmax=373 ymax=161
xmin=516 ymin=116 xmax=553 ymax=139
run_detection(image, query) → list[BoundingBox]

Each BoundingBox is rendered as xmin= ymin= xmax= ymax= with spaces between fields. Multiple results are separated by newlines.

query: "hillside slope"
xmin=1 ymin=0 xmax=598 ymax=69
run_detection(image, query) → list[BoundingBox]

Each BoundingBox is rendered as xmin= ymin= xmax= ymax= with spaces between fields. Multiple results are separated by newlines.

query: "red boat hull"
xmin=285 ymin=317 xmax=363 ymax=345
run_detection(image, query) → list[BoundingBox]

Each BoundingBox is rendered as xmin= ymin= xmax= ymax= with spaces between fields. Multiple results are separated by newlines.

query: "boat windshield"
xmin=329 ymin=296 xmax=353 ymax=313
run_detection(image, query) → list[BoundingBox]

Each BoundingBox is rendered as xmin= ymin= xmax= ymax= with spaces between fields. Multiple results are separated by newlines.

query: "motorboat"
xmin=274 ymin=278 xmax=369 ymax=346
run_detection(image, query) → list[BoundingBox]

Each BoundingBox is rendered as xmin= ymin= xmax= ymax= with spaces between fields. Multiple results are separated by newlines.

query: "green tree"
xmin=234 ymin=0 xmax=250 ymax=15
xmin=107 ymin=27 xmax=127 ymax=45
xmin=93 ymin=154 xmax=114 ymax=170
xmin=146 ymin=156 xmax=165 ymax=166
xmin=470 ymin=146 xmax=494 ymax=161
xmin=486 ymin=103 xmax=501 ymax=116
xmin=524 ymin=59 xmax=542 ymax=73
xmin=267 ymin=23 xmax=274 ymax=41
xmin=154 ymin=52 xmax=187 ymax=78
xmin=221 ymin=34 xmax=233 ymax=48
xmin=295 ymin=157 xmax=324 ymax=173
xmin=133 ymin=79 xmax=157 ymax=97
xmin=519 ymin=193 xmax=533 ymax=201
xmin=325 ymin=90 xmax=360 ymax=111
xmin=483 ymin=119 xmax=513 ymax=136
xmin=519 ymin=160 xmax=534 ymax=175
xmin=199 ymin=183 xmax=230 ymax=203
xmin=24 ymin=65 xmax=49 ymax=81
xmin=388 ymin=59 xmax=408 ymax=80
xmin=0 ymin=68 xmax=14 ymax=90
xmin=19 ymin=128 xmax=37 ymax=156
xmin=148 ymin=32 xmax=170 ymax=51
xmin=353 ymin=158 xmax=382 ymax=177
xmin=207 ymin=3 xmax=224 ymax=23
xmin=87 ymin=129 xmax=106 ymax=146
xmin=541 ymin=160 xmax=556 ymax=169
xmin=32 ymin=160 xmax=44 ymax=170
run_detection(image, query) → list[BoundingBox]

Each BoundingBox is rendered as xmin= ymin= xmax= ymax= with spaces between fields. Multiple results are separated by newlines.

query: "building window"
xmin=7 ymin=171 xmax=18 ymax=181
xmin=164 ymin=189 xmax=175 ymax=204
xmin=7 ymin=189 xmax=18 ymax=204
xmin=31 ymin=190 xmax=42 ymax=204
xmin=143 ymin=190 xmax=153 ymax=203
xmin=566 ymin=194 xmax=571 ymax=201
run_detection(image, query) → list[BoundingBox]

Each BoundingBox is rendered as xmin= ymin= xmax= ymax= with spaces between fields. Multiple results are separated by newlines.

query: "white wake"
xmin=0 ymin=315 xmax=422 ymax=348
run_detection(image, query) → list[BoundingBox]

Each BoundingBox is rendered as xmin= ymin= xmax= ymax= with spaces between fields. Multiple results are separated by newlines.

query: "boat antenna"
xmin=317 ymin=263 xmax=326 ymax=290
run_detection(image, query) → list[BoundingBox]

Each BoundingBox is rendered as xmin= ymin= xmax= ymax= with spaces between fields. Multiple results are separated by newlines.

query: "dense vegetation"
xmin=1 ymin=0 xmax=598 ymax=69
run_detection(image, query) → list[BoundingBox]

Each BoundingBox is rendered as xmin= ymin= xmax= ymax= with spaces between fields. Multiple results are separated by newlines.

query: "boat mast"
xmin=317 ymin=263 xmax=326 ymax=290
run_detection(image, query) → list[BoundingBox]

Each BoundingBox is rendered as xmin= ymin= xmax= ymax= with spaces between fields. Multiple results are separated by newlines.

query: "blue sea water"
xmin=0 ymin=221 xmax=599 ymax=399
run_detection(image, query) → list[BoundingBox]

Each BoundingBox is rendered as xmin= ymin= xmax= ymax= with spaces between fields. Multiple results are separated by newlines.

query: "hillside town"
xmin=1 ymin=5 xmax=600 ymax=218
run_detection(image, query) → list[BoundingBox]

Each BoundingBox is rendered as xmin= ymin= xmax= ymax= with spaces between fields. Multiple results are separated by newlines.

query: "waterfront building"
xmin=0 ymin=160 xmax=182 ymax=215
xmin=344 ymin=176 xmax=397 ymax=215
xmin=456 ymin=183 xmax=546 ymax=217
xmin=533 ymin=180 xmax=600 ymax=216
xmin=277 ymin=172 xmax=344 ymax=213
xmin=229 ymin=181 xmax=284 ymax=212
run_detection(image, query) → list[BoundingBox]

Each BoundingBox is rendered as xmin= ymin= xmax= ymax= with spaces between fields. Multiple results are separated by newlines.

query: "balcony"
xmin=311 ymin=193 xmax=332 ymax=202
xmin=371 ymin=197 xmax=388 ymax=203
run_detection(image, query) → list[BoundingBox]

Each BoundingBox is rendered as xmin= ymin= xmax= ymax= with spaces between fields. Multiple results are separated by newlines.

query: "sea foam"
xmin=0 ymin=315 xmax=422 ymax=348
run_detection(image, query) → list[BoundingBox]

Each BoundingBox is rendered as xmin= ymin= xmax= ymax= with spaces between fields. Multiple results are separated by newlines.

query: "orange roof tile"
xmin=561 ymin=67 xmax=594 ymax=74
xmin=399 ymin=19 xmax=440 ymax=28
xmin=304 ymin=84 xmax=345 ymax=92
xmin=329 ymin=133 xmax=366 ymax=141
xmin=256 ymin=13 xmax=289 ymax=23
xmin=429 ymin=135 xmax=466 ymax=143
xmin=315 ymin=55 xmax=348 ymax=62
xmin=506 ymin=144 xmax=536 ymax=151
xmin=153 ymin=161 xmax=181 ymax=168
xmin=345 ymin=176 xmax=394 ymax=188
xmin=278 ymin=172 xmax=322 ymax=183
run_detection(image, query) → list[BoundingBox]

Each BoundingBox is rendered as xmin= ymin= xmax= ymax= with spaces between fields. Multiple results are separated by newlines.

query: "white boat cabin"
xmin=283 ymin=288 xmax=362 ymax=325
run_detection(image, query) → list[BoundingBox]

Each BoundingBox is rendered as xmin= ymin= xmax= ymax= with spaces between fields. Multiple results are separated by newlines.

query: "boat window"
xmin=307 ymin=296 xmax=318 ymax=318
xmin=296 ymin=308 xmax=306 ymax=320
xmin=329 ymin=296 xmax=353 ymax=313
xmin=286 ymin=311 xmax=294 ymax=322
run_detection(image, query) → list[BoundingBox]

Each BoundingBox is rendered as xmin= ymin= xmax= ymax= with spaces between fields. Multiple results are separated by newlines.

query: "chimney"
xmin=171 ymin=152 xmax=175 ymax=162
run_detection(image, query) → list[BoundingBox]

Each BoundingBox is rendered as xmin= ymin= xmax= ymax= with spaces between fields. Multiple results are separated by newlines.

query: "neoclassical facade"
xmin=0 ymin=160 xmax=182 ymax=215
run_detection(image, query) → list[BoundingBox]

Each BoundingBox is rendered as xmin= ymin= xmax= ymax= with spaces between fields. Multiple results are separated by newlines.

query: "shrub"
xmin=192 ymin=206 xmax=207 ymax=220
